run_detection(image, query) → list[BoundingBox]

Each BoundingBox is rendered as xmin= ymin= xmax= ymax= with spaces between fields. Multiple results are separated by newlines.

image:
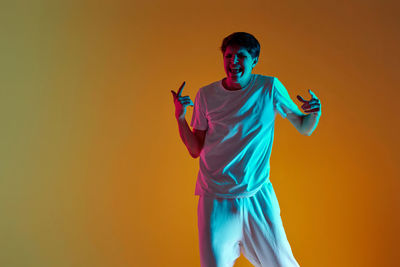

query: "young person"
xmin=171 ymin=32 xmax=321 ymax=267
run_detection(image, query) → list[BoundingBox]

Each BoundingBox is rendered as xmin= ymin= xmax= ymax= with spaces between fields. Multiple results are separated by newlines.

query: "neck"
xmin=223 ymin=75 xmax=252 ymax=90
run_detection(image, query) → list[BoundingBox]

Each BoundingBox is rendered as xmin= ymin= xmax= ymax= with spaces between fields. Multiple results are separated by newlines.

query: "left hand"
xmin=297 ymin=89 xmax=321 ymax=116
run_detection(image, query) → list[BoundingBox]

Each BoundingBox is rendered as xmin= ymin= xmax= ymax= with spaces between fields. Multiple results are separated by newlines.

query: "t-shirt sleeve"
xmin=190 ymin=89 xmax=208 ymax=130
xmin=273 ymin=77 xmax=303 ymax=119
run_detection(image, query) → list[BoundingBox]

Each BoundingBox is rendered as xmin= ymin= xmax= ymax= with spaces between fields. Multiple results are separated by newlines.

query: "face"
xmin=223 ymin=45 xmax=258 ymax=86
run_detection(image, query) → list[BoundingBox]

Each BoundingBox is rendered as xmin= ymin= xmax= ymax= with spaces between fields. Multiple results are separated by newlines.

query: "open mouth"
xmin=229 ymin=67 xmax=243 ymax=76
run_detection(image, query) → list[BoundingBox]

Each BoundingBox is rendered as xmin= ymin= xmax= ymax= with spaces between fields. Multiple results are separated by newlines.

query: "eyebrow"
xmin=225 ymin=52 xmax=246 ymax=56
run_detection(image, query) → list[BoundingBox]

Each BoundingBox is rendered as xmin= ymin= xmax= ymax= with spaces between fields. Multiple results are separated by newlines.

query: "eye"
xmin=225 ymin=53 xmax=246 ymax=59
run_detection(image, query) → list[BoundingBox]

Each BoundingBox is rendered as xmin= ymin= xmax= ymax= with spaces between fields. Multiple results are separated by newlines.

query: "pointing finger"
xmin=177 ymin=81 xmax=186 ymax=97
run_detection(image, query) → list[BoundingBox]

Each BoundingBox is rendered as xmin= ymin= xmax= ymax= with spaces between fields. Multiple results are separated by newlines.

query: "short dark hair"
xmin=220 ymin=32 xmax=260 ymax=59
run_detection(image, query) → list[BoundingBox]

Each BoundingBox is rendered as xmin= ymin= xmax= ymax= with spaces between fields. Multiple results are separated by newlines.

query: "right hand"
xmin=171 ymin=81 xmax=194 ymax=120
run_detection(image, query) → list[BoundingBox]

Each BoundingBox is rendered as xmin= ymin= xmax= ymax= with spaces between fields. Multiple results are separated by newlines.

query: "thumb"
xmin=297 ymin=95 xmax=307 ymax=103
xmin=171 ymin=90 xmax=177 ymax=99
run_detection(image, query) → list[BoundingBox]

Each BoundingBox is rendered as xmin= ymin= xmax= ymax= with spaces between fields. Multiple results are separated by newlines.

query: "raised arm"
xmin=171 ymin=81 xmax=206 ymax=158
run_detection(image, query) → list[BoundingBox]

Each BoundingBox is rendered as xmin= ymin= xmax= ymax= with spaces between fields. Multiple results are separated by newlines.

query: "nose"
xmin=231 ymin=55 xmax=239 ymax=64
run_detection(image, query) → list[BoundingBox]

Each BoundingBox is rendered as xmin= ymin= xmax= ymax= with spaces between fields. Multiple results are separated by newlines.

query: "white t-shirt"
xmin=190 ymin=74 xmax=302 ymax=198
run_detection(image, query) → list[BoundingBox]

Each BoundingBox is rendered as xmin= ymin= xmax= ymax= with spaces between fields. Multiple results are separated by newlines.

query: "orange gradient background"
xmin=1 ymin=0 xmax=399 ymax=266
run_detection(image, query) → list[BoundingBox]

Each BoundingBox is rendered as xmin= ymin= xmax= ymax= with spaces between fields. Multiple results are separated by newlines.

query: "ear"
xmin=252 ymin=57 xmax=258 ymax=67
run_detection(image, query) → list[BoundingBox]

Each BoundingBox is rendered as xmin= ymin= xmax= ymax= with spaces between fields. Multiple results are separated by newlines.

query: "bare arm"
xmin=176 ymin=118 xmax=206 ymax=158
xmin=171 ymin=81 xmax=206 ymax=158
xmin=287 ymin=89 xmax=322 ymax=136
xmin=287 ymin=112 xmax=321 ymax=136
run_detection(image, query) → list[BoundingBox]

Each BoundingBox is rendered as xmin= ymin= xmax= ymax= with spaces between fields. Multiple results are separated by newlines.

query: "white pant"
xmin=197 ymin=182 xmax=300 ymax=267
